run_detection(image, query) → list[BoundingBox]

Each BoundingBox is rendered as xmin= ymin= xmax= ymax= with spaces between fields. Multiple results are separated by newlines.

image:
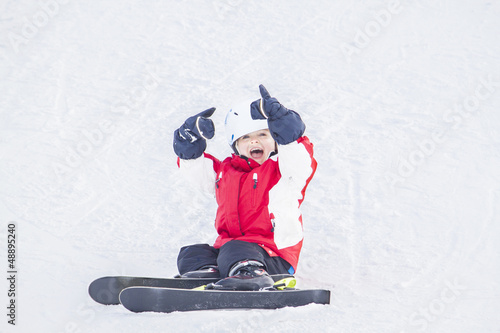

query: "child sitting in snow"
xmin=173 ymin=85 xmax=317 ymax=290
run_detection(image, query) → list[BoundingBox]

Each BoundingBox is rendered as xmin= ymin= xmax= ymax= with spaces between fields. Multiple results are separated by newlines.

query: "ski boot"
xmin=206 ymin=260 xmax=274 ymax=291
xmin=179 ymin=265 xmax=221 ymax=279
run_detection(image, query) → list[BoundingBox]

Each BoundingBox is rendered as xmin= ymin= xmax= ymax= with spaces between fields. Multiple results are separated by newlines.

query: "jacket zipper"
xmin=215 ymin=171 xmax=222 ymax=189
xmin=238 ymin=175 xmax=244 ymax=236
xmin=252 ymin=173 xmax=258 ymax=206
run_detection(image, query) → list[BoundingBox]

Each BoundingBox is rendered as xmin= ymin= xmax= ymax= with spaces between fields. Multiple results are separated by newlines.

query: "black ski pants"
xmin=177 ymin=240 xmax=293 ymax=278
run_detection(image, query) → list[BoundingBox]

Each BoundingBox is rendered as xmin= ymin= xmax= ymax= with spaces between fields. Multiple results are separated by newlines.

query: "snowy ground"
xmin=1 ymin=0 xmax=500 ymax=332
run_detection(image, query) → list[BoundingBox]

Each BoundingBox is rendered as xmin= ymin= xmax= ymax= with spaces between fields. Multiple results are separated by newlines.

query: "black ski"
xmin=119 ymin=287 xmax=331 ymax=313
xmin=89 ymin=274 xmax=292 ymax=305
xmin=89 ymin=276 xmax=218 ymax=305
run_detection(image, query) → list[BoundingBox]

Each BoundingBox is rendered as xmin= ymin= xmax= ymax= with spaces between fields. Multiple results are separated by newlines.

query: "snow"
xmin=1 ymin=0 xmax=499 ymax=332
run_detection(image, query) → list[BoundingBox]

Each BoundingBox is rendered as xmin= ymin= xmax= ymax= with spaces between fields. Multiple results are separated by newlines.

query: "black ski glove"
xmin=250 ymin=85 xmax=305 ymax=145
xmin=173 ymin=107 xmax=216 ymax=159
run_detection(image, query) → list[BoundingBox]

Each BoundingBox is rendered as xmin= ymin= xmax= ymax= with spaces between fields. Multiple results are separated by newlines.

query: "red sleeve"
xmin=177 ymin=153 xmax=221 ymax=173
xmin=203 ymin=152 xmax=221 ymax=174
xmin=296 ymin=136 xmax=317 ymax=205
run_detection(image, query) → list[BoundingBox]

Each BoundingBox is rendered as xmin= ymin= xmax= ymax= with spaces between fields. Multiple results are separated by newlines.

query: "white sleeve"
xmin=277 ymin=141 xmax=315 ymax=190
xmin=178 ymin=156 xmax=217 ymax=196
xmin=268 ymin=140 xmax=315 ymax=249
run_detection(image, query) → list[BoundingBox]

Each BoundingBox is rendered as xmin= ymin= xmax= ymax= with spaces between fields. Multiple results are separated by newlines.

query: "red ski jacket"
xmin=178 ymin=136 xmax=317 ymax=272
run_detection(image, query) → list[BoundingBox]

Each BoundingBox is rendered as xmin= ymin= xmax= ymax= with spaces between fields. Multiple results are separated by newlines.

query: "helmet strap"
xmin=268 ymin=142 xmax=278 ymax=158
xmin=232 ymin=141 xmax=240 ymax=155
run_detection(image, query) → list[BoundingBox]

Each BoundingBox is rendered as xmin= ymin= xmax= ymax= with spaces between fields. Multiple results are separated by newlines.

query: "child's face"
xmin=236 ymin=129 xmax=276 ymax=164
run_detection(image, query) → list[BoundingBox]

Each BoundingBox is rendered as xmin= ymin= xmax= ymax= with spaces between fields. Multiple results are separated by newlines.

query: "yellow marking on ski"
xmin=192 ymin=285 xmax=207 ymax=290
xmin=273 ymin=277 xmax=296 ymax=290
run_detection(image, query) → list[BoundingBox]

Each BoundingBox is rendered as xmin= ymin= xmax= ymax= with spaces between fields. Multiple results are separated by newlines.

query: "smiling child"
xmin=172 ymin=85 xmax=317 ymax=290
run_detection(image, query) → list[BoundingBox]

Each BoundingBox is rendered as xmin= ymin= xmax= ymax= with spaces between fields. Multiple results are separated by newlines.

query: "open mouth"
xmin=250 ymin=147 xmax=264 ymax=160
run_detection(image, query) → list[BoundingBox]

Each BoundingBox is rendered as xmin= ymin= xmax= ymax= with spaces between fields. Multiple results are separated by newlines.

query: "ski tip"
xmin=119 ymin=287 xmax=160 ymax=313
xmin=88 ymin=277 xmax=122 ymax=305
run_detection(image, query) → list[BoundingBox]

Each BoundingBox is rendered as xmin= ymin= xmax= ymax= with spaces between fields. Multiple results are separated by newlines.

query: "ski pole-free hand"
xmin=173 ymin=107 xmax=216 ymax=160
xmin=250 ymin=84 xmax=289 ymax=121
xmin=178 ymin=107 xmax=216 ymax=142
xmin=250 ymin=85 xmax=306 ymax=145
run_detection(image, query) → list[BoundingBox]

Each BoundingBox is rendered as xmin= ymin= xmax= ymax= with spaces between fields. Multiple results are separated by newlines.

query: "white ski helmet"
xmin=224 ymin=100 xmax=268 ymax=148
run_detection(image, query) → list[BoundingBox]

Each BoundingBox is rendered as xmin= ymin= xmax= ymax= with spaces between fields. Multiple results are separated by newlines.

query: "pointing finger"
xmin=259 ymin=84 xmax=271 ymax=100
xmin=196 ymin=107 xmax=216 ymax=119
